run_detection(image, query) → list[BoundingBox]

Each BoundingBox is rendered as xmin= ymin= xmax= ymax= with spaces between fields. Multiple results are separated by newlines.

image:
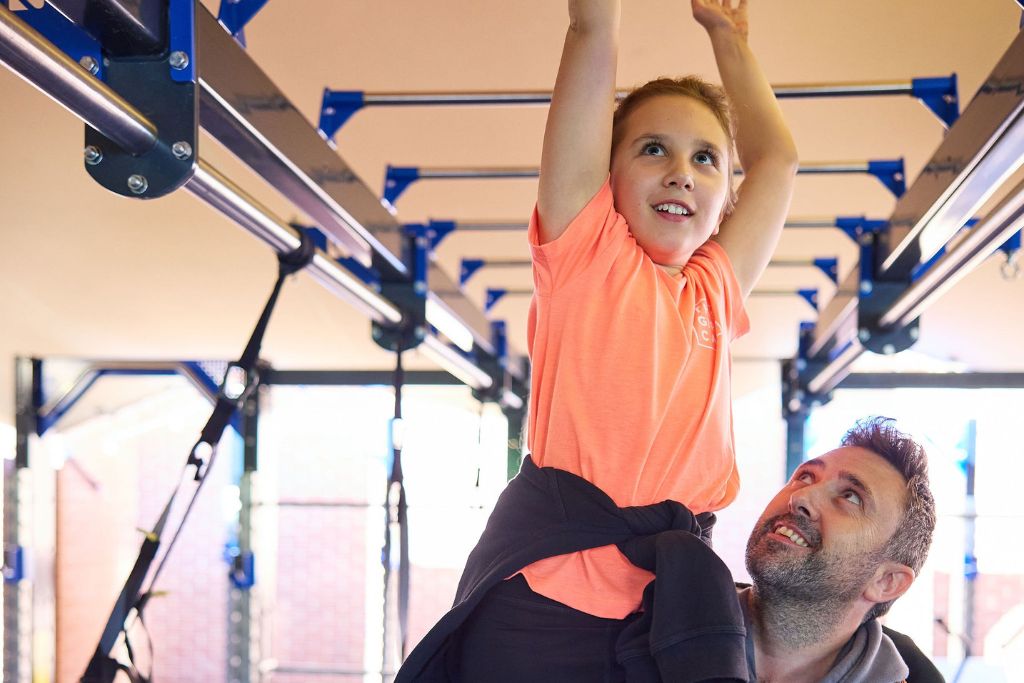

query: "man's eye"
xmin=843 ymin=490 xmax=863 ymax=507
xmin=796 ymin=471 xmax=814 ymax=484
xmin=642 ymin=143 xmax=666 ymax=156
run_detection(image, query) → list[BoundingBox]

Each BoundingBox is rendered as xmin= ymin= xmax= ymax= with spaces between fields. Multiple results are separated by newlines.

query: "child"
xmin=398 ymin=1 xmax=797 ymax=679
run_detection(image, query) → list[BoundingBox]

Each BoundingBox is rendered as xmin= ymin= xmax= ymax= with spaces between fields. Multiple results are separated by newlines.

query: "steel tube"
xmin=807 ymin=340 xmax=864 ymax=395
xmin=360 ymin=81 xmax=913 ymax=106
xmin=0 ymin=3 xmax=157 ymax=154
xmin=419 ymin=167 xmax=539 ymax=179
xmin=187 ymin=162 xmax=402 ymax=325
xmin=880 ymin=176 xmax=1024 ymax=329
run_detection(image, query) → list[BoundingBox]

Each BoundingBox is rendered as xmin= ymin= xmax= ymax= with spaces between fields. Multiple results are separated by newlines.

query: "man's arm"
xmin=696 ymin=0 xmax=799 ymax=297
xmin=536 ymin=0 xmax=620 ymax=245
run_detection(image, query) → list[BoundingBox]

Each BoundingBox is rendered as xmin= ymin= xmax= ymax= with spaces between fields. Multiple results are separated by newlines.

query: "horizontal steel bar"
xmin=839 ymin=372 xmax=1024 ymax=390
xmin=879 ymin=29 xmax=1024 ymax=278
xmin=187 ymin=161 xmax=402 ymax=325
xmin=359 ymin=81 xmax=914 ymax=106
xmin=414 ymin=162 xmax=871 ymax=179
xmin=0 ymin=3 xmax=157 ymax=154
xmin=880 ymin=175 xmax=1024 ymax=329
xmin=807 ymin=340 xmax=863 ymax=395
xmin=194 ymin=8 xmax=397 ymax=272
xmin=418 ymin=334 xmax=493 ymax=390
xmin=262 ymin=369 xmax=462 ymax=386
xmin=45 ymin=0 xmax=165 ymax=56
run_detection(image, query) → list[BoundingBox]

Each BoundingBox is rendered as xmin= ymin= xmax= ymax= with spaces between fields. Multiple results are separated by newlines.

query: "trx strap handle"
xmin=81 ymin=231 xmax=316 ymax=683
xmin=382 ymin=349 xmax=411 ymax=671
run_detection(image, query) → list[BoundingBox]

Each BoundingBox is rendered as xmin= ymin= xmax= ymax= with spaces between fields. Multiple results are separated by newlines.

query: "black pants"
xmin=450 ymin=574 xmax=638 ymax=682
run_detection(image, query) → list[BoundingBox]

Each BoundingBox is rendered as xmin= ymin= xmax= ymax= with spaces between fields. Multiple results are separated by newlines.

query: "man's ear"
xmin=864 ymin=562 xmax=916 ymax=605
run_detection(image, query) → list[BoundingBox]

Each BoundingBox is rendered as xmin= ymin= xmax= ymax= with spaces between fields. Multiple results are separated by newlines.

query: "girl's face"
xmin=609 ymin=95 xmax=731 ymax=272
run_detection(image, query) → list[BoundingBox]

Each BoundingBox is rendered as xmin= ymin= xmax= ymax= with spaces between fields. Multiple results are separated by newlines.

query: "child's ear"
xmin=863 ymin=562 xmax=915 ymax=606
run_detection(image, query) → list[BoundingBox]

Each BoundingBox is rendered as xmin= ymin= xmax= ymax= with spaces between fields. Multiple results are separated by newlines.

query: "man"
xmin=397 ymin=417 xmax=940 ymax=682
xmin=740 ymin=416 xmax=939 ymax=682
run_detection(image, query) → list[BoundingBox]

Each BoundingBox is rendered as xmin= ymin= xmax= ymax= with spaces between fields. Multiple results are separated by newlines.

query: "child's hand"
xmin=691 ymin=0 xmax=749 ymax=40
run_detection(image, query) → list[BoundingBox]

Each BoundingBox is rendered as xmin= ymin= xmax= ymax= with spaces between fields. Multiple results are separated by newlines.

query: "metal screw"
xmin=859 ymin=233 xmax=873 ymax=246
xmin=84 ymin=145 xmax=103 ymax=165
xmin=909 ymin=327 xmax=920 ymax=341
xmin=171 ymin=141 xmax=193 ymax=160
xmin=860 ymin=280 xmax=873 ymax=295
xmin=169 ymin=51 xmax=190 ymax=70
xmin=882 ymin=344 xmax=896 ymax=355
xmin=414 ymin=326 xmax=426 ymax=340
xmin=323 ymin=106 xmax=336 ymax=116
xmin=372 ymin=327 xmax=383 ymax=340
xmin=795 ymin=358 xmax=807 ymax=371
xmin=127 ymin=174 xmax=148 ymax=195
xmin=858 ymin=328 xmax=871 ymax=342
xmin=414 ymin=281 xmax=427 ymax=295
xmin=79 ymin=55 xmax=99 ymax=75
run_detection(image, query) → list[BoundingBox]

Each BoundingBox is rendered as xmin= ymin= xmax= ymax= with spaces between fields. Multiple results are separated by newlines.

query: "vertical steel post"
xmin=961 ymin=420 xmax=978 ymax=655
xmin=227 ymin=384 xmax=261 ymax=682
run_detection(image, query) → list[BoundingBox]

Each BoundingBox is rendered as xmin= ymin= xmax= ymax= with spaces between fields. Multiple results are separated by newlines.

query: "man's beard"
xmin=744 ymin=515 xmax=883 ymax=648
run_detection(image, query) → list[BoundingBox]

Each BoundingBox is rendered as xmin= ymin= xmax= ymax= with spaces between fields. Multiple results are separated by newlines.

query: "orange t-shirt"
xmin=521 ymin=179 xmax=750 ymax=618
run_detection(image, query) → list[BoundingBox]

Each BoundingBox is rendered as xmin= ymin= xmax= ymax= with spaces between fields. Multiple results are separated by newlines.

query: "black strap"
xmin=81 ymin=232 xmax=316 ymax=683
xmin=382 ymin=350 xmax=411 ymax=672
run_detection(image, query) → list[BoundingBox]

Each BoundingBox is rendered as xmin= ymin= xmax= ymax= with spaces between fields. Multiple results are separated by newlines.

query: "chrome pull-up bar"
xmin=383 ymin=160 xmax=906 ymax=204
xmin=319 ymin=76 xmax=959 ymax=140
xmin=0 ymin=3 xmax=156 ymax=155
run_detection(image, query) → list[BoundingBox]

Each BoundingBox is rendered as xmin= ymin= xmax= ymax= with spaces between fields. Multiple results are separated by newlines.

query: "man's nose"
xmin=789 ymin=486 xmax=820 ymax=522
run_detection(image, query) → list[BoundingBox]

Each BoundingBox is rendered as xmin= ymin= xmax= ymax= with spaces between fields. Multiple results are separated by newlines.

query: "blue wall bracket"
xmin=318 ymin=90 xmax=366 ymax=142
xmin=217 ymin=0 xmax=271 ymax=48
xmin=812 ymin=258 xmax=839 ymax=284
xmin=2 ymin=545 xmax=25 ymax=584
xmin=383 ymin=166 xmax=420 ymax=205
xmin=912 ymin=75 xmax=960 ymax=128
xmin=460 ymin=259 xmax=486 ymax=286
xmin=867 ymin=159 xmax=907 ymax=198
xmin=797 ymin=288 xmax=819 ymax=311
xmin=485 ymin=289 xmax=507 ymax=313
xmin=225 ymin=546 xmax=255 ymax=589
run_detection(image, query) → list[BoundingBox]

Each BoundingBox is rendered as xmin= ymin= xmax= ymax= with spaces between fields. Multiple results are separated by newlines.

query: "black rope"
xmin=81 ymin=232 xmax=316 ymax=683
xmin=382 ymin=349 xmax=411 ymax=673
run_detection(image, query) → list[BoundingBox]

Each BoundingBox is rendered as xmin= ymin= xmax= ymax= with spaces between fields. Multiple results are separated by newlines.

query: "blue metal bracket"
xmin=812 ymin=258 xmax=838 ymax=284
xmin=485 ymin=289 xmax=507 ymax=313
xmin=225 ymin=546 xmax=255 ymax=589
xmin=428 ymin=220 xmax=458 ymax=250
xmin=912 ymin=75 xmax=960 ymax=128
xmin=460 ymin=259 xmax=486 ymax=286
xmin=336 ymin=255 xmax=382 ymax=291
xmin=318 ymin=90 xmax=366 ymax=142
xmin=999 ymin=230 xmax=1021 ymax=258
xmin=5 ymin=0 xmax=104 ymax=79
xmin=2 ymin=545 xmax=25 ymax=583
xmin=217 ymin=0 xmax=271 ymax=47
xmin=168 ymin=0 xmax=197 ymax=83
xmin=834 ymin=216 xmax=889 ymax=243
xmin=867 ymin=159 xmax=906 ymax=198
xmin=383 ymin=166 xmax=420 ymax=205
xmin=797 ymin=288 xmax=819 ymax=311
xmin=294 ymin=224 xmax=328 ymax=252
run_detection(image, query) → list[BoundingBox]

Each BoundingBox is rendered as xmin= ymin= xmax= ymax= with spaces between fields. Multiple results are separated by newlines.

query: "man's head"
xmin=745 ymin=417 xmax=936 ymax=624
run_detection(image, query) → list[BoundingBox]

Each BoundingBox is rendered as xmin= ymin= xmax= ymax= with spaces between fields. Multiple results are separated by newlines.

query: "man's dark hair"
xmin=841 ymin=416 xmax=936 ymax=621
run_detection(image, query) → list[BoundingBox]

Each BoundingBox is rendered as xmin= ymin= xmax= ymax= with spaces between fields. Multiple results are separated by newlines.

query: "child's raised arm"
xmin=697 ymin=0 xmax=799 ymax=297
xmin=536 ymin=0 xmax=621 ymax=245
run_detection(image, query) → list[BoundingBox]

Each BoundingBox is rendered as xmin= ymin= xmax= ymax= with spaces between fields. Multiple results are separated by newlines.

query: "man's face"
xmin=745 ymin=446 xmax=909 ymax=604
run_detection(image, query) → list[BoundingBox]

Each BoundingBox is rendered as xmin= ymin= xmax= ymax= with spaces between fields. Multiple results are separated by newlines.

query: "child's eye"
xmin=694 ymin=150 xmax=718 ymax=166
xmin=642 ymin=142 xmax=667 ymax=156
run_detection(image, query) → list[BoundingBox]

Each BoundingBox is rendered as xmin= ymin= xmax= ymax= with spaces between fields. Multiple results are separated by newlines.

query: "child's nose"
xmin=664 ymin=164 xmax=695 ymax=191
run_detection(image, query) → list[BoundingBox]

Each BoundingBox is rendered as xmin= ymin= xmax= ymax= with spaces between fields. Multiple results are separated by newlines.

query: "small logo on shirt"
xmin=694 ymin=298 xmax=722 ymax=350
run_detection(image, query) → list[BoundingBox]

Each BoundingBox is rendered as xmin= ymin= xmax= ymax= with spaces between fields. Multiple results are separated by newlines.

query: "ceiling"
xmin=2 ymin=0 xmax=1023 ymax=423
